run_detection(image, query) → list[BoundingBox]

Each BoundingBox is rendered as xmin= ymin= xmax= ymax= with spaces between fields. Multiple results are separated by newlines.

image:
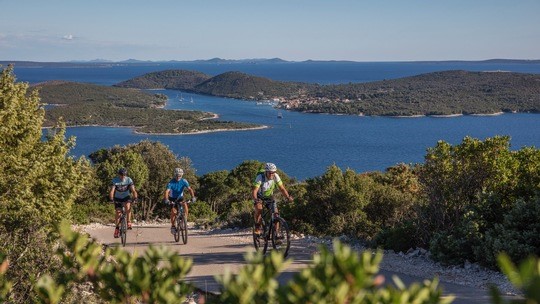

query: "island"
xmin=34 ymin=81 xmax=262 ymax=134
xmin=116 ymin=69 xmax=540 ymax=117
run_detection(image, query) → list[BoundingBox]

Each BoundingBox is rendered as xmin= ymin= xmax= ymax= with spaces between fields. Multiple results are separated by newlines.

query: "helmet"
xmin=118 ymin=168 xmax=127 ymax=175
xmin=264 ymin=163 xmax=277 ymax=172
xmin=174 ymin=168 xmax=184 ymax=177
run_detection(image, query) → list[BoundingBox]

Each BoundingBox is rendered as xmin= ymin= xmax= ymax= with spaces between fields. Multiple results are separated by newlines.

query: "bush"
xmin=71 ymin=201 xmax=112 ymax=225
xmin=221 ymin=200 xmax=253 ymax=228
xmin=374 ymin=221 xmax=419 ymax=253
xmin=189 ymin=200 xmax=218 ymax=227
xmin=479 ymin=195 xmax=540 ymax=267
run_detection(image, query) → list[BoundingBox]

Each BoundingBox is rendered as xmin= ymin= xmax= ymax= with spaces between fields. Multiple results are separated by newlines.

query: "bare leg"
xmin=170 ymin=206 xmax=177 ymax=227
xmin=254 ymin=202 xmax=263 ymax=232
xmin=183 ymin=202 xmax=189 ymax=220
xmin=126 ymin=202 xmax=131 ymax=223
xmin=115 ymin=209 xmax=121 ymax=226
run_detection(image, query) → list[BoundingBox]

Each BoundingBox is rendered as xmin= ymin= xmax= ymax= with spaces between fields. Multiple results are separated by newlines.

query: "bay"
xmin=13 ymin=61 xmax=540 ymax=180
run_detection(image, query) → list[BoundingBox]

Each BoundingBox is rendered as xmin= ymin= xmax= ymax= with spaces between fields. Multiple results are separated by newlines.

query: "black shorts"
xmin=169 ymin=197 xmax=184 ymax=209
xmin=114 ymin=196 xmax=132 ymax=210
xmin=255 ymin=197 xmax=277 ymax=213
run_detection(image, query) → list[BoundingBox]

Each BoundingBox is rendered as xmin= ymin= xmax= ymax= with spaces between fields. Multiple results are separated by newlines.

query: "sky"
xmin=1 ymin=0 xmax=539 ymax=62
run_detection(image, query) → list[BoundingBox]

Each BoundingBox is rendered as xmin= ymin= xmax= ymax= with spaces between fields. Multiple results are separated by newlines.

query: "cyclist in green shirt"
xmin=252 ymin=163 xmax=293 ymax=235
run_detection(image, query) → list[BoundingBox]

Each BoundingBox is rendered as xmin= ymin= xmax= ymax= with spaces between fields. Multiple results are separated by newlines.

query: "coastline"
xmin=43 ymin=123 xmax=268 ymax=135
xmin=291 ymin=108 xmax=517 ymax=118
xmin=133 ymin=125 xmax=268 ymax=135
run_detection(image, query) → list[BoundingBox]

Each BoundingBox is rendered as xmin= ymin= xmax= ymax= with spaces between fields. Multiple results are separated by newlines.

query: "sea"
xmin=10 ymin=61 xmax=540 ymax=180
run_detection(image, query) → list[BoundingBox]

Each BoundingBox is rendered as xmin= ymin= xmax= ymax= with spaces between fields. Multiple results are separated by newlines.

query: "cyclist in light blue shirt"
xmin=163 ymin=168 xmax=196 ymax=235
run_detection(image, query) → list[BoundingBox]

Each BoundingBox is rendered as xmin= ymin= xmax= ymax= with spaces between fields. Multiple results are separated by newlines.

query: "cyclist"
xmin=109 ymin=167 xmax=138 ymax=238
xmin=252 ymin=163 xmax=293 ymax=235
xmin=163 ymin=168 xmax=196 ymax=235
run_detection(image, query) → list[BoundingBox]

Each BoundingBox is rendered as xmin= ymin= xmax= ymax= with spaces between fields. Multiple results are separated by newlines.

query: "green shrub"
xmin=221 ymin=200 xmax=253 ymax=228
xmin=374 ymin=221 xmax=419 ymax=253
xmin=71 ymin=201 xmax=112 ymax=224
xmin=189 ymin=200 xmax=218 ymax=227
xmin=491 ymin=253 xmax=540 ymax=304
xmin=479 ymin=195 xmax=540 ymax=267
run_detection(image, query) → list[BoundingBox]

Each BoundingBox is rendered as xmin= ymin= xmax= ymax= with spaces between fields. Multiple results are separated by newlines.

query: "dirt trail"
xmin=85 ymin=223 xmax=519 ymax=304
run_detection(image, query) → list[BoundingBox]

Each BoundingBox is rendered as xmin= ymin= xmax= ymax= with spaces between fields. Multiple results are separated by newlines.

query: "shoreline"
xmin=43 ymin=123 xmax=268 ymax=135
xmin=133 ymin=125 xmax=268 ymax=135
xmin=291 ymin=109 xmax=520 ymax=118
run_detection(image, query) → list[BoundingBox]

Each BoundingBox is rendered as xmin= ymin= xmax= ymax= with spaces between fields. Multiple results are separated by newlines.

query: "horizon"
xmin=2 ymin=57 xmax=540 ymax=64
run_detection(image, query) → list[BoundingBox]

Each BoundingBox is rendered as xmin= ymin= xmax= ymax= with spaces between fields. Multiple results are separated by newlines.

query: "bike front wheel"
xmin=180 ymin=214 xmax=188 ymax=244
xmin=120 ymin=215 xmax=127 ymax=247
xmin=271 ymin=217 xmax=290 ymax=258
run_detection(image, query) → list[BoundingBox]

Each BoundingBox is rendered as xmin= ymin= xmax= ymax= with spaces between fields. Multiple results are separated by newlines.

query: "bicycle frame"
xmin=118 ymin=201 xmax=128 ymax=247
xmin=171 ymin=198 xmax=189 ymax=244
xmin=253 ymin=199 xmax=291 ymax=257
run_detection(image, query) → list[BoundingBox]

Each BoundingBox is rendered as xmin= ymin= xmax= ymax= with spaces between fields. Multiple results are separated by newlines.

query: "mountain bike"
xmin=113 ymin=200 xmax=129 ymax=247
xmin=171 ymin=198 xmax=192 ymax=244
xmin=253 ymin=199 xmax=291 ymax=257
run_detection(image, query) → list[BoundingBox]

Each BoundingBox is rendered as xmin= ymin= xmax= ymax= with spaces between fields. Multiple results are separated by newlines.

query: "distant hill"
xmin=115 ymin=70 xmax=211 ymax=90
xmin=192 ymin=71 xmax=316 ymax=100
xmin=118 ymin=69 xmax=540 ymax=116
xmin=299 ymin=70 xmax=540 ymax=116
xmin=3 ymin=58 xmax=539 ymax=67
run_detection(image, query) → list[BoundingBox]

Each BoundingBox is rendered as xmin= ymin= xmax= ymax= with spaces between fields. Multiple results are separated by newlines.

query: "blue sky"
xmin=1 ymin=0 xmax=539 ymax=62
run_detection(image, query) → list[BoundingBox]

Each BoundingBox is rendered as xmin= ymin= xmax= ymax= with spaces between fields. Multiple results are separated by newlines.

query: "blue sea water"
xmin=13 ymin=61 xmax=540 ymax=180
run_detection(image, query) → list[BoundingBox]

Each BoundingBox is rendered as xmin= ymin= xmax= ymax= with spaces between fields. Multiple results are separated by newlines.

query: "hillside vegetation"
xmin=34 ymin=81 xmax=260 ymax=134
xmin=3 ymin=64 xmax=540 ymax=303
xmin=115 ymin=69 xmax=211 ymax=90
xmin=119 ymin=69 xmax=540 ymax=116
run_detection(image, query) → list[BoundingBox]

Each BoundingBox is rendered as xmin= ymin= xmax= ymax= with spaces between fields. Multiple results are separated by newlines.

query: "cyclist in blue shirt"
xmin=163 ymin=168 xmax=196 ymax=235
xmin=109 ymin=168 xmax=138 ymax=238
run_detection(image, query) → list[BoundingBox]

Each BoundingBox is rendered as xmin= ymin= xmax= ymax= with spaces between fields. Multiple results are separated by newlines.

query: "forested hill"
xmin=193 ymin=71 xmax=316 ymax=100
xmin=115 ymin=69 xmax=211 ymax=90
xmin=118 ymin=69 xmax=540 ymax=116
xmin=34 ymin=81 xmax=260 ymax=134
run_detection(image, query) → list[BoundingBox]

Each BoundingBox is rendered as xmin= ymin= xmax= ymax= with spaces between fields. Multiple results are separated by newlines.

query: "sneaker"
xmin=254 ymin=224 xmax=262 ymax=236
xmin=113 ymin=227 xmax=120 ymax=238
xmin=127 ymin=222 xmax=132 ymax=230
xmin=170 ymin=226 xmax=177 ymax=235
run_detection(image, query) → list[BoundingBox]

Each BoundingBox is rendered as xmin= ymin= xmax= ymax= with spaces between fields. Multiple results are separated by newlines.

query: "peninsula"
xmin=116 ymin=69 xmax=540 ymax=116
xmin=35 ymin=81 xmax=261 ymax=134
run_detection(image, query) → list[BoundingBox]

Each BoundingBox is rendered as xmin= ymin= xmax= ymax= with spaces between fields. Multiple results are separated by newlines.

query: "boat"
xmin=178 ymin=93 xmax=184 ymax=101
xmin=190 ymin=97 xmax=194 ymax=103
xmin=277 ymin=112 xmax=283 ymax=119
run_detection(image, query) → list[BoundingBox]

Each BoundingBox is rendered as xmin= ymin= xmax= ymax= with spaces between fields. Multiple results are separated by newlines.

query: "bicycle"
xmin=112 ymin=200 xmax=129 ymax=247
xmin=170 ymin=198 xmax=192 ymax=244
xmin=253 ymin=199 xmax=291 ymax=257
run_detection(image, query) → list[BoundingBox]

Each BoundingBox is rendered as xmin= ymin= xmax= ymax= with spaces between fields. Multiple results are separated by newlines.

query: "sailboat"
xmin=178 ymin=93 xmax=184 ymax=101
xmin=190 ymin=97 xmax=194 ymax=103
xmin=277 ymin=111 xmax=283 ymax=119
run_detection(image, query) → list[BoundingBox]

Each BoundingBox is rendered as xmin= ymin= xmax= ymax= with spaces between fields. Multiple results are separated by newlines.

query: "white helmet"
xmin=264 ymin=163 xmax=277 ymax=172
xmin=174 ymin=168 xmax=184 ymax=177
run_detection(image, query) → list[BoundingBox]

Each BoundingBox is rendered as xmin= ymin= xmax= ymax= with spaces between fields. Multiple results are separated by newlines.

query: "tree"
xmin=0 ymin=65 xmax=87 ymax=302
xmin=198 ymin=170 xmax=230 ymax=213
xmin=89 ymin=140 xmax=197 ymax=220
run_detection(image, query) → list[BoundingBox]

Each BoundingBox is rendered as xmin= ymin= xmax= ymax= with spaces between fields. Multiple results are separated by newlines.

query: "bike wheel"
xmin=252 ymin=222 xmax=262 ymax=251
xmin=120 ymin=215 xmax=127 ymax=247
xmin=262 ymin=222 xmax=270 ymax=255
xmin=180 ymin=215 xmax=188 ymax=244
xmin=174 ymin=215 xmax=180 ymax=242
xmin=271 ymin=217 xmax=291 ymax=257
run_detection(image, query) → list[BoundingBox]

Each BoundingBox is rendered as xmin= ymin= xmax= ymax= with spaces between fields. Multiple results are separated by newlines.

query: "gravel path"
xmin=78 ymin=222 xmax=520 ymax=299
